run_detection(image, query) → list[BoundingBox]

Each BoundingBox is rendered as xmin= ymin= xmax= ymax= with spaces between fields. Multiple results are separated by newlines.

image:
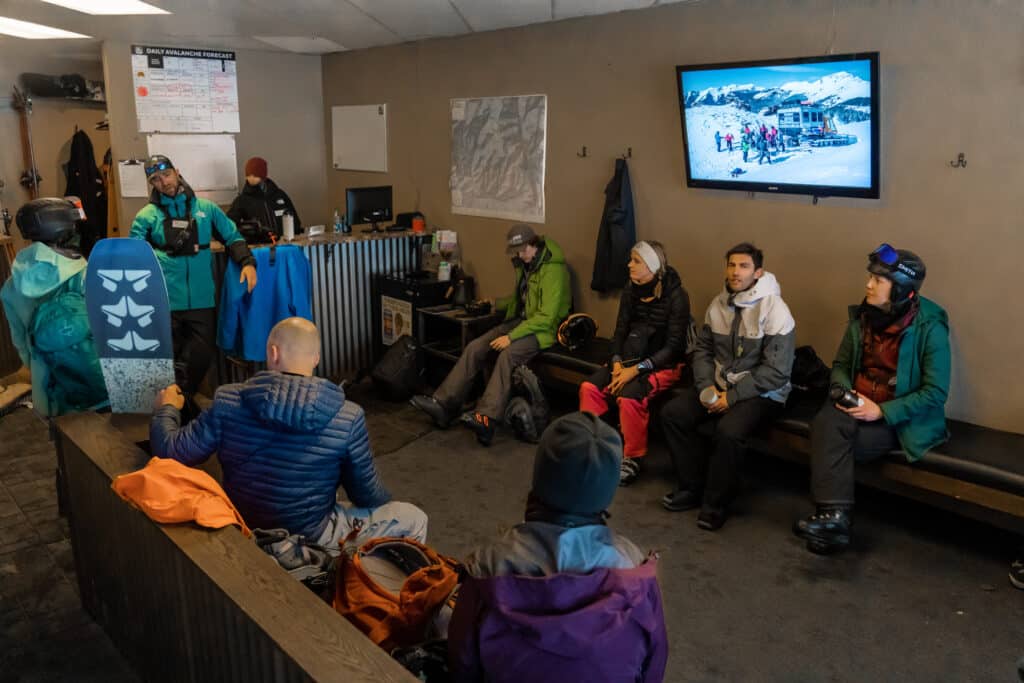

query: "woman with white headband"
xmin=579 ymin=240 xmax=690 ymax=486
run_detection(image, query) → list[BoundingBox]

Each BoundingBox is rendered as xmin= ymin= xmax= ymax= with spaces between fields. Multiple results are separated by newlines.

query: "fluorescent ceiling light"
xmin=0 ymin=16 xmax=90 ymax=38
xmin=253 ymin=36 xmax=345 ymax=54
xmin=39 ymin=0 xmax=169 ymax=14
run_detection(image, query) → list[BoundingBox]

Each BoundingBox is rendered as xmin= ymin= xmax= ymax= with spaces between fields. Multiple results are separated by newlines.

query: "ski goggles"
xmin=869 ymin=243 xmax=918 ymax=279
xmin=869 ymin=243 xmax=899 ymax=266
xmin=145 ymin=158 xmax=174 ymax=177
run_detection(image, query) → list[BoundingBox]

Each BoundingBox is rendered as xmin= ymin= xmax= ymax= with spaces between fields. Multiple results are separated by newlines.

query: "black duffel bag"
xmin=372 ymin=335 xmax=421 ymax=401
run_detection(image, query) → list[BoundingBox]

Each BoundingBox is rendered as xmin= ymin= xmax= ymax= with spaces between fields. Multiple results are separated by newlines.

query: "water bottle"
xmin=829 ymin=383 xmax=864 ymax=408
xmin=333 ymin=209 xmax=343 ymax=234
xmin=282 ymin=211 xmax=295 ymax=241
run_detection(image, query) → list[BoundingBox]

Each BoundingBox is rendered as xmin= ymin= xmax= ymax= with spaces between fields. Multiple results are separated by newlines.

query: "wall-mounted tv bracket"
xmin=949 ymin=153 xmax=966 ymax=169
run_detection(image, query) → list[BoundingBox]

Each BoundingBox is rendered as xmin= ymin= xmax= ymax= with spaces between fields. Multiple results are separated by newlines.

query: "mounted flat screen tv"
xmin=676 ymin=52 xmax=879 ymax=199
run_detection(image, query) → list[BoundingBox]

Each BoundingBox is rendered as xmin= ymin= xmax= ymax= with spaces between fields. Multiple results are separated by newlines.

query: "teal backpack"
xmin=29 ymin=287 xmax=108 ymax=415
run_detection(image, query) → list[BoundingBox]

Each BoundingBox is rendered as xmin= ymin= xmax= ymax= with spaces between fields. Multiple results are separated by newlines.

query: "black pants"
xmin=171 ymin=308 xmax=217 ymax=398
xmin=810 ymin=402 xmax=900 ymax=506
xmin=662 ymin=387 xmax=781 ymax=508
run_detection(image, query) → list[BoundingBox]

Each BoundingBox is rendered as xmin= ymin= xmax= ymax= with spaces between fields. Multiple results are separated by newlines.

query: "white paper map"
xmin=450 ymin=94 xmax=546 ymax=223
xmin=131 ymin=45 xmax=240 ymax=133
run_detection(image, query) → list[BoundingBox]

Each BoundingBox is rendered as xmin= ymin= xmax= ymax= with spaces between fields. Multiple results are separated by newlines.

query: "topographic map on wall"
xmin=450 ymin=94 xmax=546 ymax=223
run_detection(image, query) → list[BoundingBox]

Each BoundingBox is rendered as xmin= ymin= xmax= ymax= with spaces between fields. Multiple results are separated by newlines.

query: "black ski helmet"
xmin=15 ymin=197 xmax=81 ymax=245
xmin=868 ymin=243 xmax=926 ymax=304
xmin=557 ymin=313 xmax=598 ymax=351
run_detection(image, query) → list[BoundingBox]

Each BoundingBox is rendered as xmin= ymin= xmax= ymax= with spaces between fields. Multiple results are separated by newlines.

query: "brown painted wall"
xmin=101 ymin=41 xmax=328 ymax=232
xmin=0 ymin=53 xmax=108 ymax=250
xmin=322 ymin=0 xmax=1024 ymax=433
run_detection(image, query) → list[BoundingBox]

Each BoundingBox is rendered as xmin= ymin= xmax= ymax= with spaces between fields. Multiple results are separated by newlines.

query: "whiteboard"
xmin=332 ymin=104 xmax=388 ymax=172
xmin=147 ymin=134 xmax=238 ymax=196
xmin=131 ymin=45 xmax=240 ymax=133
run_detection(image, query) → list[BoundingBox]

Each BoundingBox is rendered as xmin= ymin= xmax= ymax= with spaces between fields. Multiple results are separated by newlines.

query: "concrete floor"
xmin=1 ymin=384 xmax=1023 ymax=681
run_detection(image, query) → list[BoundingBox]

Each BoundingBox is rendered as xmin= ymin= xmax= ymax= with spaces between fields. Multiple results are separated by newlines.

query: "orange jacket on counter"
xmin=112 ymin=457 xmax=251 ymax=537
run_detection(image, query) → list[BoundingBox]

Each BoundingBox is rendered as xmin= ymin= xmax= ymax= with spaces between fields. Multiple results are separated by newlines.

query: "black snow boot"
xmin=793 ymin=506 xmax=853 ymax=554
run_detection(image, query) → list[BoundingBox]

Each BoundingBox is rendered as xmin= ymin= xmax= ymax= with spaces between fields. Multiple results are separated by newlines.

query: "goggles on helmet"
xmin=870 ymin=243 xmax=899 ymax=266
xmin=869 ymin=243 xmax=918 ymax=279
xmin=145 ymin=159 xmax=174 ymax=177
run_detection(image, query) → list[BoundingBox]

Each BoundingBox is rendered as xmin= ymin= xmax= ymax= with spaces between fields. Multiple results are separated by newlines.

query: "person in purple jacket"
xmin=448 ymin=412 xmax=668 ymax=683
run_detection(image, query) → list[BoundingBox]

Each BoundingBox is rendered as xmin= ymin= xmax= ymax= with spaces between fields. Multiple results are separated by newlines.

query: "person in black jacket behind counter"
xmin=227 ymin=156 xmax=301 ymax=239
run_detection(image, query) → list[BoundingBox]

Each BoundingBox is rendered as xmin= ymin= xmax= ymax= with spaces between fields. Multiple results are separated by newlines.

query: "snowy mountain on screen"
xmin=683 ymin=71 xmax=870 ymax=124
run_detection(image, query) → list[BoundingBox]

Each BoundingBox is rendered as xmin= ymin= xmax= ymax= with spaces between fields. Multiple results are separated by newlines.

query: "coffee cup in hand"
xmin=700 ymin=386 xmax=720 ymax=407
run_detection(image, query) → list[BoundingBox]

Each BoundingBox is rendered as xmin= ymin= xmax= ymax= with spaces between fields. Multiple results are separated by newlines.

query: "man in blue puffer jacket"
xmin=149 ymin=317 xmax=427 ymax=549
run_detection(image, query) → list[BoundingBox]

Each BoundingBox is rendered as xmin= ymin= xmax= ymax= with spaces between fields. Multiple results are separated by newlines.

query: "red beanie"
xmin=244 ymin=157 xmax=267 ymax=178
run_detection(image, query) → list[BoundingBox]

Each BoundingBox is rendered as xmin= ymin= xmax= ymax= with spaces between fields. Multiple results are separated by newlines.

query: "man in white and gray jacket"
xmin=660 ymin=243 xmax=795 ymax=531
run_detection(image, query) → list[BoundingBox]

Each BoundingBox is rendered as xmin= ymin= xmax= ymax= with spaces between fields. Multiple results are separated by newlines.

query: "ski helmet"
xmin=867 ymin=243 xmax=926 ymax=304
xmin=557 ymin=313 xmax=598 ymax=351
xmin=15 ymin=197 xmax=81 ymax=245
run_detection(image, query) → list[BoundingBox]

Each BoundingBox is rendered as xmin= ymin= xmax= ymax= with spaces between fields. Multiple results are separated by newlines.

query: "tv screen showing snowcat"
xmin=676 ymin=52 xmax=879 ymax=199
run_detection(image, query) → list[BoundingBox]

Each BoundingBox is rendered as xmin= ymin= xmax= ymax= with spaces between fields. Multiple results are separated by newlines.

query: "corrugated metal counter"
xmin=214 ymin=231 xmax=427 ymax=385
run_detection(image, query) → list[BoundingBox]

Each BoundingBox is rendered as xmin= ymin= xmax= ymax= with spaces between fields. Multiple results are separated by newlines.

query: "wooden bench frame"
xmin=55 ymin=412 xmax=416 ymax=683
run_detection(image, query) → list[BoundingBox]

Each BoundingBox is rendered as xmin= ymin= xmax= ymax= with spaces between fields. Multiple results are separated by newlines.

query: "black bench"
xmin=533 ymin=338 xmax=1024 ymax=534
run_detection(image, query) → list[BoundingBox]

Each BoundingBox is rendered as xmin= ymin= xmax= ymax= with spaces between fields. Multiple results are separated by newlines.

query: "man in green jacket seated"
xmin=130 ymin=155 xmax=257 ymax=415
xmin=411 ymin=224 xmax=570 ymax=446
xmin=793 ymin=244 xmax=950 ymax=554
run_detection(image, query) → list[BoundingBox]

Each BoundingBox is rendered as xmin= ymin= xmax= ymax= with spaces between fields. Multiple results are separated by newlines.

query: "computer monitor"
xmin=346 ymin=185 xmax=393 ymax=232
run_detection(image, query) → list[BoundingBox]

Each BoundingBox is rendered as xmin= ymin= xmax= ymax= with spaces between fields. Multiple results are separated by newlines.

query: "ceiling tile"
xmin=345 ymin=0 xmax=469 ymax=41
xmin=553 ymin=0 xmax=655 ymax=20
xmin=450 ymin=0 xmax=552 ymax=32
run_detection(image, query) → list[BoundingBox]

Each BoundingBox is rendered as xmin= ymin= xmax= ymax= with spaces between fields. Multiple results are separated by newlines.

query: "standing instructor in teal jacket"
xmin=130 ymin=155 xmax=257 ymax=412
xmin=411 ymin=224 xmax=571 ymax=446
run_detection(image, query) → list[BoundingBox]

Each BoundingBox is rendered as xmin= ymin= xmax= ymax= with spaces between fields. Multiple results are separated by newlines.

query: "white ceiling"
xmin=0 ymin=0 xmax=695 ymax=61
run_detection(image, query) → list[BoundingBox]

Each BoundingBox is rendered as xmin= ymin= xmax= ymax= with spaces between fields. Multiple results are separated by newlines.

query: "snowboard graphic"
xmin=85 ymin=238 xmax=175 ymax=413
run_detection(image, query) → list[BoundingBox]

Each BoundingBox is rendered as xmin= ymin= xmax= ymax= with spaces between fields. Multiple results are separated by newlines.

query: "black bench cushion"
xmin=769 ymin=392 xmax=1024 ymax=496
xmin=537 ymin=338 xmax=612 ymax=376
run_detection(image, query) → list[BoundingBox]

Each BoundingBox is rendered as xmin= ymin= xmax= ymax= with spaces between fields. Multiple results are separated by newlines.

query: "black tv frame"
xmin=675 ymin=51 xmax=880 ymax=199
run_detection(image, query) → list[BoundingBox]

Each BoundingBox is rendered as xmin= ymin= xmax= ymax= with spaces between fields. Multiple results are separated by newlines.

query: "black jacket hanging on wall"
xmin=590 ymin=158 xmax=636 ymax=293
xmin=64 ymin=128 xmax=107 ymax=257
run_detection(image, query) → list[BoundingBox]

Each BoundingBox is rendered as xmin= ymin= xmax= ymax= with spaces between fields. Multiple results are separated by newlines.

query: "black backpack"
xmin=371 ymin=335 xmax=421 ymax=401
xmin=504 ymin=366 xmax=549 ymax=443
xmin=791 ymin=345 xmax=830 ymax=396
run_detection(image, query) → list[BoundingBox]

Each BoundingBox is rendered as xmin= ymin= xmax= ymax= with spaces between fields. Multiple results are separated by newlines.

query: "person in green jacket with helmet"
xmin=130 ymin=155 xmax=257 ymax=413
xmin=793 ymin=243 xmax=951 ymax=554
xmin=411 ymin=224 xmax=570 ymax=446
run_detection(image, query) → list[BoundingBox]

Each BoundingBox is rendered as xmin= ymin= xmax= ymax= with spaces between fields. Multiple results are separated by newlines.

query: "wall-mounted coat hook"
xmin=620 ymin=147 xmax=632 ymax=160
xmin=949 ymin=153 xmax=967 ymax=168
xmin=576 ymin=145 xmax=588 ymax=158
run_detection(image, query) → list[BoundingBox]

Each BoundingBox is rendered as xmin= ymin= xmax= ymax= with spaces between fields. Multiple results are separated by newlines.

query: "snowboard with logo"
xmin=85 ymin=238 xmax=175 ymax=413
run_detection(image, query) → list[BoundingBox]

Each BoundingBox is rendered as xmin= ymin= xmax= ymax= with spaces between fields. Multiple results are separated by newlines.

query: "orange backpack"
xmin=333 ymin=536 xmax=461 ymax=651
